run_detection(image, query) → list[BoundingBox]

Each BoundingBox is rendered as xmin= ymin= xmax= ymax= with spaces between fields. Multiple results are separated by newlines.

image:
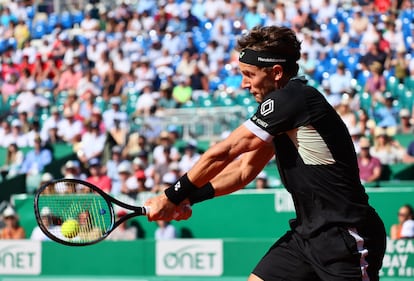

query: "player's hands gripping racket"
xmin=34 ymin=178 xmax=150 ymax=246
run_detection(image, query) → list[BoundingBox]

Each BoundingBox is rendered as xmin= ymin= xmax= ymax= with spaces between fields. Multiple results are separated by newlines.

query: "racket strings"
xmin=37 ymin=181 xmax=113 ymax=244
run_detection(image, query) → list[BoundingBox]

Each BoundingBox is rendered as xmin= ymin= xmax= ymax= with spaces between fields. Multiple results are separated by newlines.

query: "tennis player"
xmin=145 ymin=26 xmax=386 ymax=281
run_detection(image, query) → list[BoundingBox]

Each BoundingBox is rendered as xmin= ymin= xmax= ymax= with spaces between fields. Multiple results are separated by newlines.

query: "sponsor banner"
xmin=274 ymin=189 xmax=295 ymax=212
xmin=381 ymin=238 xmax=414 ymax=278
xmin=0 ymin=240 xmax=41 ymax=275
xmin=156 ymin=239 xmax=223 ymax=276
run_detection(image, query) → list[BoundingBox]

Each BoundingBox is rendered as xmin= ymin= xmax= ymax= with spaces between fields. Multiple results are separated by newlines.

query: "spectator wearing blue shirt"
xmin=403 ymin=140 xmax=414 ymax=164
xmin=20 ymin=135 xmax=52 ymax=175
xmin=372 ymin=92 xmax=400 ymax=128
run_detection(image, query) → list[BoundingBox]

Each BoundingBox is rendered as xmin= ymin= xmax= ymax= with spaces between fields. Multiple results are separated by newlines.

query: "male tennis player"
xmin=145 ymin=26 xmax=386 ymax=281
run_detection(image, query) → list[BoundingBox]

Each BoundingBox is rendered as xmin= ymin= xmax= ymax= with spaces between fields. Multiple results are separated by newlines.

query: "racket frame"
xmin=34 ymin=178 xmax=149 ymax=246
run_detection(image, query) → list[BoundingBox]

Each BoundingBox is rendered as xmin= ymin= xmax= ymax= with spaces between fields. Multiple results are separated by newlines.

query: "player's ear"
xmin=272 ymin=64 xmax=283 ymax=81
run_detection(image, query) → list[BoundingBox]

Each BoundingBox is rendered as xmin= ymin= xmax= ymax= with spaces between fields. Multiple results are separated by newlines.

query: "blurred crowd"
xmin=0 ymin=0 xmax=414 ymax=239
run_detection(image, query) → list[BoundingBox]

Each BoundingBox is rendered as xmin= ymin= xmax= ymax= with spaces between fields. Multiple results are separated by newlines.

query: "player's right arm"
xmin=145 ymin=124 xmax=275 ymax=221
xmin=207 ymin=141 xmax=275 ymax=197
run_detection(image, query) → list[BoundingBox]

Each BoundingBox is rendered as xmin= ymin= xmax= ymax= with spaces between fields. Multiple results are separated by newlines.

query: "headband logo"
xmin=239 ymin=48 xmax=288 ymax=67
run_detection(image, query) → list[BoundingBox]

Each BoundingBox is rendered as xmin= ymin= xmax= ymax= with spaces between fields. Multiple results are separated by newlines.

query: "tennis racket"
xmin=34 ymin=178 xmax=150 ymax=246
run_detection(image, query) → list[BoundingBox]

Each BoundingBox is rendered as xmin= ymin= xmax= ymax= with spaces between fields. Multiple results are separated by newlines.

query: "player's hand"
xmin=145 ymin=193 xmax=192 ymax=221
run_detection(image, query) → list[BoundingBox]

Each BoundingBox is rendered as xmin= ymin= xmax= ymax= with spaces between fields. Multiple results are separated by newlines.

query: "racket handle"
xmin=143 ymin=206 xmax=151 ymax=215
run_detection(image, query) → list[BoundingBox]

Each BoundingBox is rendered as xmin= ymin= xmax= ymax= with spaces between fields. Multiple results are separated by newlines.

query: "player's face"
xmin=239 ymin=62 xmax=276 ymax=103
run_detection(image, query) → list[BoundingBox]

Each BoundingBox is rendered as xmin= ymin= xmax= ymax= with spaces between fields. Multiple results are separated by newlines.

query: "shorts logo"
xmin=260 ymin=99 xmax=274 ymax=116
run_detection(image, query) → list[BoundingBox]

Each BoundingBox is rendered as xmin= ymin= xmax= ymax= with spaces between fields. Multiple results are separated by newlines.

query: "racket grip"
xmin=143 ymin=206 xmax=151 ymax=216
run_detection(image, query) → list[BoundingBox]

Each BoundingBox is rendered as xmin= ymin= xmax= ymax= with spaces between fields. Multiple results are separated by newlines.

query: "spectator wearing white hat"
xmin=0 ymin=206 xmax=26 ymax=239
xmin=3 ymin=119 xmax=29 ymax=148
xmin=370 ymin=127 xmax=405 ymax=165
xmin=117 ymin=161 xmax=139 ymax=199
xmin=397 ymin=109 xmax=414 ymax=134
xmin=57 ymin=108 xmax=83 ymax=145
xmin=30 ymin=207 xmax=53 ymax=241
xmin=61 ymin=160 xmax=84 ymax=180
xmin=255 ymin=171 xmax=269 ymax=190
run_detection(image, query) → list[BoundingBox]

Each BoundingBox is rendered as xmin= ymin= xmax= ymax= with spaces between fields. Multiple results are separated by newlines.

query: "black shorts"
xmin=252 ymin=222 xmax=386 ymax=281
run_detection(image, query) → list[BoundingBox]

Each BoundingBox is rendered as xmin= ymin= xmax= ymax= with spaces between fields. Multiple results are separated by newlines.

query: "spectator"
xmin=105 ymin=145 xmax=124 ymax=192
xmin=370 ymin=127 xmax=405 ymax=165
xmin=30 ymin=206 xmax=53 ymax=241
xmin=77 ymin=91 xmax=98 ymax=122
xmin=139 ymin=105 xmax=164 ymax=146
xmin=107 ymin=210 xmax=138 ymax=240
xmin=172 ymin=76 xmax=193 ymax=107
xmin=4 ymin=119 xmax=29 ymax=148
xmin=76 ymin=121 xmax=107 ymax=166
xmin=123 ymin=133 xmax=150 ymax=161
xmin=390 ymin=204 xmax=414 ymax=239
xmin=157 ymin=84 xmax=178 ymax=109
xmin=14 ymin=82 xmax=50 ymax=119
xmin=349 ymin=9 xmax=370 ymax=42
xmin=2 ymin=143 xmax=24 ymax=179
xmin=0 ymin=120 xmax=12 ymax=148
xmin=397 ymin=109 xmax=414 ymax=134
xmin=58 ymin=108 xmax=83 ymax=145
xmin=357 ymin=137 xmax=382 ymax=184
xmin=359 ymin=42 xmax=387 ymax=72
xmin=401 ymin=218 xmax=414 ymax=239
xmin=102 ymin=96 xmax=128 ymax=131
xmin=152 ymin=131 xmax=181 ymax=166
xmin=179 ymin=140 xmax=201 ymax=173
xmin=372 ymin=92 xmax=400 ymax=129
xmin=389 ymin=47 xmax=409 ymax=84
xmin=20 ymin=135 xmax=52 ymax=176
xmin=255 ymin=171 xmax=270 ymax=190
xmin=0 ymin=206 xmax=26 ymax=239
xmin=155 ymin=220 xmax=177 ymax=240
xmin=364 ymin=61 xmax=387 ymax=105
xmin=54 ymin=62 xmax=83 ymax=96
xmin=402 ymin=139 xmax=414 ymax=164
xmin=135 ymin=84 xmax=157 ymax=117
xmin=117 ymin=161 xmax=139 ymax=199
xmin=298 ymin=51 xmax=316 ymax=79
xmin=60 ymin=159 xmax=84 ymax=180
xmin=85 ymin=157 xmax=112 ymax=194
xmin=1 ymin=72 xmax=20 ymax=103
xmin=349 ymin=126 xmax=363 ymax=155
xmin=328 ymin=62 xmax=353 ymax=97
xmin=336 ymin=96 xmax=357 ymax=131
xmin=40 ymin=106 xmax=63 ymax=141
xmin=76 ymin=68 xmax=101 ymax=98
